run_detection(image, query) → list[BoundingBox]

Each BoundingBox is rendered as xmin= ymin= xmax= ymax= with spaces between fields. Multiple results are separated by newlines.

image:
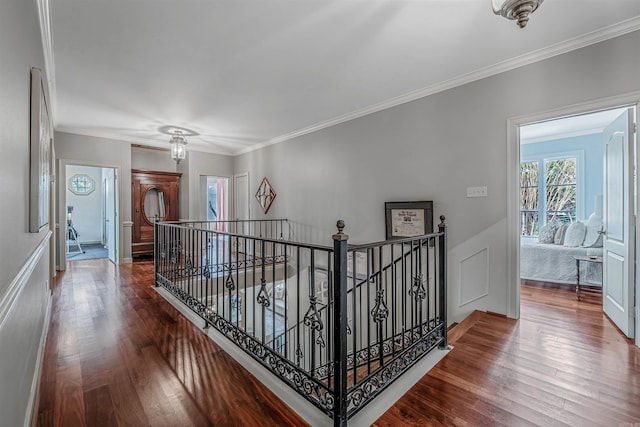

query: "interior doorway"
xmin=199 ymin=175 xmax=229 ymax=222
xmin=515 ymin=105 xmax=637 ymax=341
xmin=63 ymin=164 xmax=118 ymax=264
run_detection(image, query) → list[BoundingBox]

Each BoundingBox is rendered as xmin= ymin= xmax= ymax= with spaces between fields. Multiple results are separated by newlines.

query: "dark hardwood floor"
xmin=36 ymin=259 xmax=308 ymax=427
xmin=374 ymin=281 xmax=640 ymax=426
xmin=36 ymin=261 xmax=640 ymax=426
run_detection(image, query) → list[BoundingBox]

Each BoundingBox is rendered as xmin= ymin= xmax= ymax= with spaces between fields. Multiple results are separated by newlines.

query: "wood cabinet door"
xmin=131 ymin=171 xmax=181 ymax=253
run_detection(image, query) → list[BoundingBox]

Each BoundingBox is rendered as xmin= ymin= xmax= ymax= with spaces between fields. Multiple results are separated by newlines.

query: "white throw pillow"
xmin=582 ymin=213 xmax=603 ymax=247
xmin=554 ymin=223 xmax=568 ymax=245
xmin=564 ymin=221 xmax=586 ymax=247
xmin=538 ymin=221 xmax=559 ymax=244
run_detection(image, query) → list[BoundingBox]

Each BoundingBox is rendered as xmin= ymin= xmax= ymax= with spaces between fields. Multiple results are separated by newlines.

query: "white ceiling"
xmin=45 ymin=0 xmax=640 ymax=155
xmin=520 ymin=107 xmax=631 ymax=144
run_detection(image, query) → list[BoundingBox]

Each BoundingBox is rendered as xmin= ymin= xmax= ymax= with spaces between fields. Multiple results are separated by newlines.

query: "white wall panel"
xmin=459 ymin=248 xmax=489 ymax=307
xmin=449 ymin=219 xmax=507 ymax=323
xmin=0 ymin=236 xmax=51 ymax=427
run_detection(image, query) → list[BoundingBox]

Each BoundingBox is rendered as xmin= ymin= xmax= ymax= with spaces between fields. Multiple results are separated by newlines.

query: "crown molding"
xmin=48 ymin=15 xmax=640 ymax=158
xmin=131 ymin=144 xmax=169 ymax=152
xmin=36 ymin=0 xmax=57 ymax=126
xmin=234 ymin=16 xmax=640 ymax=156
xmin=56 ymin=127 xmax=165 ymax=147
xmin=55 ymin=127 xmax=235 ymax=157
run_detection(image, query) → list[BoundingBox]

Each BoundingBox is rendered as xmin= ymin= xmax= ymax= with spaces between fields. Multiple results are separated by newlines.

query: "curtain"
xmin=216 ymin=179 xmax=227 ymax=232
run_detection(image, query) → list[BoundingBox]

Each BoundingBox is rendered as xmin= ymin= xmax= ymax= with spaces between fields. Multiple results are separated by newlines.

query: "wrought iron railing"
xmin=154 ymin=217 xmax=447 ymax=426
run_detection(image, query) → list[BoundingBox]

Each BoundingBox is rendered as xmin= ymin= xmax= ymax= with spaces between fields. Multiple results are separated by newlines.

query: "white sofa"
xmin=520 ymin=214 xmax=603 ymax=285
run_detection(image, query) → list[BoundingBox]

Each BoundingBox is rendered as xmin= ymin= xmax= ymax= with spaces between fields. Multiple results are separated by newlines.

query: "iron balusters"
xmin=154 ymin=217 xmax=447 ymax=425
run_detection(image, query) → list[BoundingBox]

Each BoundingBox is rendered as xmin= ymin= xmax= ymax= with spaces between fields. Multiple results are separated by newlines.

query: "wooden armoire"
xmin=131 ymin=169 xmax=181 ymax=256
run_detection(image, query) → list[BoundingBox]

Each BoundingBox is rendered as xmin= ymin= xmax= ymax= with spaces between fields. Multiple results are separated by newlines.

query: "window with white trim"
xmin=520 ymin=156 xmax=579 ymax=237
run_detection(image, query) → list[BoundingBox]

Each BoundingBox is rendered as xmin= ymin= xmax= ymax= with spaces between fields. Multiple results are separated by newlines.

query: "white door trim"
xmin=195 ymin=171 xmax=231 ymax=221
xmin=506 ymin=91 xmax=640 ymax=346
xmin=58 ymin=159 xmax=122 ymax=270
xmin=233 ymin=172 xmax=250 ymax=221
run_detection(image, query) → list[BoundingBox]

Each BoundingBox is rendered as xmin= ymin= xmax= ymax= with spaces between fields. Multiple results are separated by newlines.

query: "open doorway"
xmin=199 ymin=175 xmax=229 ymax=222
xmin=516 ymin=105 xmax=637 ymax=340
xmin=64 ymin=164 xmax=118 ymax=263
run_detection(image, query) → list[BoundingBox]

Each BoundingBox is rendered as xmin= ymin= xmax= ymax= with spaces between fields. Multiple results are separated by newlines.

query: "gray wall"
xmin=0 ymin=0 xmax=52 ymax=425
xmin=55 ymin=131 xmax=133 ymax=261
xmin=179 ymin=150 xmax=234 ymax=220
xmin=131 ymin=145 xmax=177 ymax=172
xmin=56 ymin=135 xmax=235 ymax=257
xmin=66 ymin=165 xmax=104 ymax=243
xmin=235 ymin=30 xmax=640 ymax=322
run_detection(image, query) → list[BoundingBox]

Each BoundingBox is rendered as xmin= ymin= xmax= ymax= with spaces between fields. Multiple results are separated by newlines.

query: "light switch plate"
xmin=467 ymin=186 xmax=488 ymax=198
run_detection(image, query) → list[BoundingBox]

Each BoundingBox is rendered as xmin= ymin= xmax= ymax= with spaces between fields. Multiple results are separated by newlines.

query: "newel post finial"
xmin=438 ymin=215 xmax=446 ymax=231
xmin=333 ymin=220 xmax=348 ymax=241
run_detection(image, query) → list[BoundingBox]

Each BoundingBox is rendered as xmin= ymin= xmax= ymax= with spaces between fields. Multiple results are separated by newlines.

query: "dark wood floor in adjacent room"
xmin=36 ymin=261 xmax=640 ymax=426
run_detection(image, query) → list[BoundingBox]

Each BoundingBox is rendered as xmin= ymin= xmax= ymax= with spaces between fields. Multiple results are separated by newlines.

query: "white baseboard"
xmin=348 ymin=346 xmax=450 ymax=427
xmin=26 ymin=292 xmax=52 ymax=427
xmin=122 ymin=257 xmax=133 ymax=264
xmin=155 ymin=286 xmax=450 ymax=426
xmin=78 ymin=240 xmax=102 ymax=245
xmin=155 ymin=286 xmax=331 ymax=426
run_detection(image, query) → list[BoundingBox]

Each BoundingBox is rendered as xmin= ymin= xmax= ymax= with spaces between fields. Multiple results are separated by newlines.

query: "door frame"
xmin=506 ymin=91 xmax=640 ymax=347
xmin=58 ymin=159 xmax=121 ymax=269
xmin=103 ymin=168 xmax=118 ymax=263
xmin=195 ymin=172 xmax=231 ymax=222
xmin=233 ymin=172 xmax=250 ymax=221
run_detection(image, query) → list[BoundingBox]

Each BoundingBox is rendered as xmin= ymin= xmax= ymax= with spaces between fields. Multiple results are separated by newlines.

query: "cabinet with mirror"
xmin=131 ymin=169 xmax=181 ymax=256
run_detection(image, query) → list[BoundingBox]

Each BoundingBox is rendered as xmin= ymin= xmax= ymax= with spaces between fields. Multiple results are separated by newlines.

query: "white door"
xmin=233 ymin=172 xmax=250 ymax=251
xmin=234 ymin=172 xmax=250 ymax=221
xmin=105 ymin=168 xmax=117 ymax=263
xmin=602 ymin=108 xmax=635 ymax=338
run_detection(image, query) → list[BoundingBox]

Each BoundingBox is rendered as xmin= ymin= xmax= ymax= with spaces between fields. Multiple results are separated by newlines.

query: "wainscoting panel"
xmin=448 ymin=218 xmax=508 ymax=324
xmin=0 ymin=233 xmax=51 ymax=427
xmin=459 ymin=248 xmax=489 ymax=307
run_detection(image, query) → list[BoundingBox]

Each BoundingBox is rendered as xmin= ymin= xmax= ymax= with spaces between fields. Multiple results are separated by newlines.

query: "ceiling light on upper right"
xmin=492 ymin=0 xmax=544 ymax=28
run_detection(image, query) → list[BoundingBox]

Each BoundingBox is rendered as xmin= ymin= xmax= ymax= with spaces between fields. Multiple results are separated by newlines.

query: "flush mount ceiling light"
xmin=169 ymin=130 xmax=188 ymax=164
xmin=492 ymin=0 xmax=543 ymax=28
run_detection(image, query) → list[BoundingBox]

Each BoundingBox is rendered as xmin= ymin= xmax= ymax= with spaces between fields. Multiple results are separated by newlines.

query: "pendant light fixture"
xmin=169 ymin=130 xmax=188 ymax=164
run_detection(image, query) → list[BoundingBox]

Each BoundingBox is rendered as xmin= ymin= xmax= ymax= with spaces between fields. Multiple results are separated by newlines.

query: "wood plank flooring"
xmin=36 ymin=261 xmax=640 ymax=426
xmin=36 ymin=258 xmax=308 ymax=427
xmin=374 ymin=281 xmax=640 ymax=426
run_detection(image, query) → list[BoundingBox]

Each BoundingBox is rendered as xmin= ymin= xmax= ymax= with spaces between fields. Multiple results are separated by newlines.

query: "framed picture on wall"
xmin=29 ymin=67 xmax=52 ymax=233
xmin=385 ymin=201 xmax=433 ymax=240
xmin=255 ymin=177 xmax=276 ymax=214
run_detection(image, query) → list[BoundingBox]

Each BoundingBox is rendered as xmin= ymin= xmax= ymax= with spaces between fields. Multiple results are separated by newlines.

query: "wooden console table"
xmin=574 ymin=255 xmax=603 ymax=301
